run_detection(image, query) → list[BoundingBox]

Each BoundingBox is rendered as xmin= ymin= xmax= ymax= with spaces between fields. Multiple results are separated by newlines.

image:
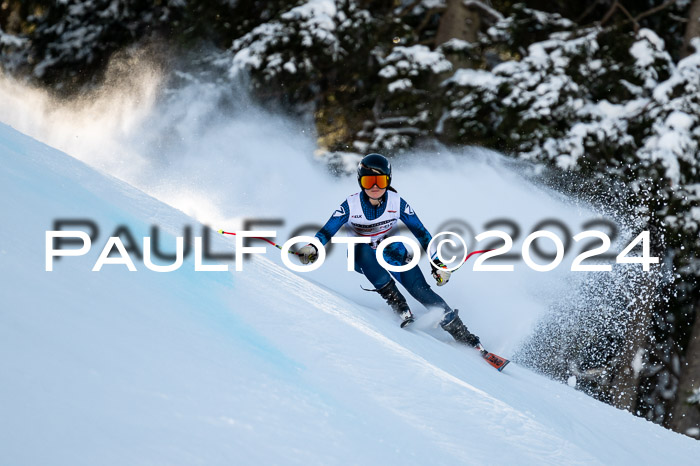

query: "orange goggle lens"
xmin=360 ymin=175 xmax=389 ymax=189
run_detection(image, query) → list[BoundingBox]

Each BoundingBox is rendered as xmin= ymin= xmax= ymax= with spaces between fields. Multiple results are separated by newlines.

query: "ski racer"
xmin=296 ymin=153 xmax=481 ymax=348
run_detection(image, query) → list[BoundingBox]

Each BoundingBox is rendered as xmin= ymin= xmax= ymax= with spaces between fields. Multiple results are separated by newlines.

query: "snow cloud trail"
xmin=0 ymin=63 xmax=655 ymax=360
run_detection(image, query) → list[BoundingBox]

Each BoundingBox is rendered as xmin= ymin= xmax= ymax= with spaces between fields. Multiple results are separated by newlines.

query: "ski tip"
xmin=497 ymin=359 xmax=511 ymax=372
xmin=478 ymin=347 xmax=510 ymax=372
xmin=217 ymin=229 xmax=224 ymax=234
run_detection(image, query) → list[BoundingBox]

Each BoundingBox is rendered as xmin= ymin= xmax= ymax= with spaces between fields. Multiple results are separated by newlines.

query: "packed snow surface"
xmin=1 ymin=122 xmax=699 ymax=464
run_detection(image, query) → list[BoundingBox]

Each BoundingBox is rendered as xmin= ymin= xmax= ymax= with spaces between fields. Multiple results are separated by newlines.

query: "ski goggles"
xmin=360 ymin=174 xmax=390 ymax=189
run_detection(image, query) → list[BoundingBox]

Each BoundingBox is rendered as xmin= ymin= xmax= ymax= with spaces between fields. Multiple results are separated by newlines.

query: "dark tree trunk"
xmin=435 ymin=0 xmax=480 ymax=45
xmin=671 ymin=300 xmax=700 ymax=438
xmin=607 ymin=278 xmax=654 ymax=412
xmin=682 ymin=0 xmax=700 ymax=58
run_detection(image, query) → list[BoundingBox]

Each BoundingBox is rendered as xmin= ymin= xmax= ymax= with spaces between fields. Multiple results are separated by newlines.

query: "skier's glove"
xmin=431 ymin=259 xmax=451 ymax=286
xmin=297 ymin=243 xmax=318 ymax=264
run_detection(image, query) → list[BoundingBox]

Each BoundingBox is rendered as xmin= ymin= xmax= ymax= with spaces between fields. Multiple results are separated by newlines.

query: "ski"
xmin=400 ymin=321 xmax=510 ymax=371
xmin=476 ymin=344 xmax=510 ymax=372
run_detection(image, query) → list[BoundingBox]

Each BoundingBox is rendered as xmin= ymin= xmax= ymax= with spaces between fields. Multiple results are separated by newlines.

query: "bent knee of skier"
xmin=353 ymin=243 xmax=393 ymax=289
xmin=397 ymin=268 xmax=452 ymax=315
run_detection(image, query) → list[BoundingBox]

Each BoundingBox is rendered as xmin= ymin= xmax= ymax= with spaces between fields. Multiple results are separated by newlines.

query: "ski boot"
xmin=441 ymin=310 xmax=480 ymax=347
xmin=377 ymin=280 xmax=414 ymax=328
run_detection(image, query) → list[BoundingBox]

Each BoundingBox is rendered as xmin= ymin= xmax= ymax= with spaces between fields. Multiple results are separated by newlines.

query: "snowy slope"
xmin=0 ymin=74 xmax=633 ymax=360
xmin=1 ymin=123 xmax=698 ymax=465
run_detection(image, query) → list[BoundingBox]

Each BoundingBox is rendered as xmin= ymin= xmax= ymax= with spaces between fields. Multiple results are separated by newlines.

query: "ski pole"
xmin=217 ymin=229 xmax=303 ymax=255
xmin=218 ymin=229 xmax=493 ymax=263
xmin=434 ymin=249 xmax=495 ymax=270
xmin=464 ymin=249 xmax=494 ymax=261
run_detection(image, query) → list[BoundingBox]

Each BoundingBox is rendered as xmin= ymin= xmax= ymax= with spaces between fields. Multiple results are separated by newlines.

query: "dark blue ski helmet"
xmin=357 ymin=153 xmax=391 ymax=189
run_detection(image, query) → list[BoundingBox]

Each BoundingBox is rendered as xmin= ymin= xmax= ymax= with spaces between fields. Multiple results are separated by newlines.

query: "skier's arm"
xmin=400 ymin=198 xmax=451 ymax=285
xmin=314 ymin=200 xmax=350 ymax=246
xmin=399 ymin=198 xmax=433 ymax=255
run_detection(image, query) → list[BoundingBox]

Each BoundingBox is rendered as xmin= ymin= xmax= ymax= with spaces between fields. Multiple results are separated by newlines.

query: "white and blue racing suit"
xmin=315 ymin=190 xmax=455 ymax=322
